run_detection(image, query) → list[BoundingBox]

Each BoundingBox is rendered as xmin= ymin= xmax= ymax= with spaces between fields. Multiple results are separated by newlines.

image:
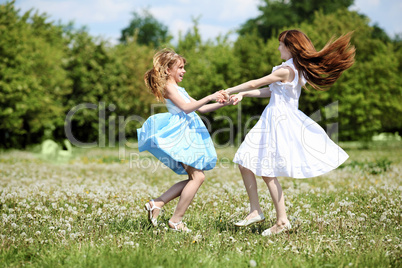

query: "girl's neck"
xmin=166 ymin=81 xmax=179 ymax=87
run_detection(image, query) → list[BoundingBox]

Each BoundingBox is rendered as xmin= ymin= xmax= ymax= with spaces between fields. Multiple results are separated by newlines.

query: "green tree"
xmin=371 ymin=23 xmax=392 ymax=43
xmin=119 ymin=9 xmax=171 ymax=47
xmin=1 ymin=0 xmax=401 ymax=149
xmin=62 ymin=29 xmax=110 ymax=145
xmin=0 ymin=1 xmax=70 ymax=148
xmin=239 ymin=0 xmax=354 ymax=40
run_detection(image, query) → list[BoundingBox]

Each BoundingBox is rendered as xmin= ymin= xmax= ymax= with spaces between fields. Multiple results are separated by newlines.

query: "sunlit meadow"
xmin=0 ymin=141 xmax=401 ymax=267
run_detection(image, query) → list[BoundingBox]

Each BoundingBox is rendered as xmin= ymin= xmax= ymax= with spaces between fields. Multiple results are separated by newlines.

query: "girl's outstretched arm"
xmin=165 ymin=84 xmax=224 ymax=114
xmin=188 ymin=96 xmax=234 ymax=113
xmin=225 ymin=68 xmax=292 ymax=95
xmin=230 ymin=87 xmax=271 ymax=105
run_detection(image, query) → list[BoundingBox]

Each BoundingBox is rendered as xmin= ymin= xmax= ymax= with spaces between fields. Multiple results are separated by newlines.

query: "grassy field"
xmin=0 ymin=141 xmax=401 ymax=267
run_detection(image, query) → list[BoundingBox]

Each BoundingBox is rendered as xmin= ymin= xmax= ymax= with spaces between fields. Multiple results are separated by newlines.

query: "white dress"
xmin=233 ymin=58 xmax=349 ymax=178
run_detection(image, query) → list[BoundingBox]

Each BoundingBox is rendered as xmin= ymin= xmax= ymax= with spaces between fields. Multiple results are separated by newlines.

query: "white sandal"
xmin=144 ymin=199 xmax=161 ymax=227
xmin=168 ymin=220 xmax=192 ymax=233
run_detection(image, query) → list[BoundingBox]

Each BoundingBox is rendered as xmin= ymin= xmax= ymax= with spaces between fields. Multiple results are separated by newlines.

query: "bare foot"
xmin=245 ymin=210 xmax=263 ymax=220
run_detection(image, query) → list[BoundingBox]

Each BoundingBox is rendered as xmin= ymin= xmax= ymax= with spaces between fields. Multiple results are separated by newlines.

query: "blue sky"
xmin=7 ymin=0 xmax=402 ymax=44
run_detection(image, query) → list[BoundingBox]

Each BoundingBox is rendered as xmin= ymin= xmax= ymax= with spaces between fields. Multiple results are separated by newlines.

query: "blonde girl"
xmin=138 ymin=48 xmax=230 ymax=232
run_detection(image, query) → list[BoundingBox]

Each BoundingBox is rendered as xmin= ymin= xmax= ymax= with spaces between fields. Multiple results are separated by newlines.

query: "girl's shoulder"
xmin=273 ymin=58 xmax=296 ymax=72
xmin=165 ymin=84 xmax=189 ymax=100
xmin=273 ymin=58 xmax=306 ymax=86
xmin=165 ymin=83 xmax=179 ymax=94
xmin=166 ymin=83 xmax=184 ymax=91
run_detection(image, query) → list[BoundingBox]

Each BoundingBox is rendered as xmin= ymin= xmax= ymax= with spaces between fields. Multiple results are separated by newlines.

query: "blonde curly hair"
xmin=144 ymin=48 xmax=187 ymax=102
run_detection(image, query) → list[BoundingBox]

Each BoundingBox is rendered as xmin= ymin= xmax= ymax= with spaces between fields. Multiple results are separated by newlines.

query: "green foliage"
xmin=63 ymin=30 xmax=110 ymax=144
xmin=0 ymin=0 xmax=401 ymax=148
xmin=119 ymin=9 xmax=171 ymax=47
xmin=340 ymin=158 xmax=392 ymax=175
xmin=239 ymin=0 xmax=354 ymax=40
xmin=0 ymin=2 xmax=157 ymax=148
xmin=0 ymin=1 xmax=70 ymax=148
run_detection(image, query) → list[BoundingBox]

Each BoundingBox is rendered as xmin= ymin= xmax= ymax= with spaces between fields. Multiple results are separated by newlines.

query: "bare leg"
xmin=169 ymin=164 xmax=205 ymax=229
xmin=262 ymin=176 xmax=289 ymax=232
xmin=148 ymin=180 xmax=189 ymax=219
xmin=238 ymin=165 xmax=263 ymax=219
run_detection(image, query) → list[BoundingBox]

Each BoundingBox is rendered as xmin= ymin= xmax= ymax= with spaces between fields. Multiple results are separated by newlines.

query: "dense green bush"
xmin=0 ymin=1 xmax=401 ymax=148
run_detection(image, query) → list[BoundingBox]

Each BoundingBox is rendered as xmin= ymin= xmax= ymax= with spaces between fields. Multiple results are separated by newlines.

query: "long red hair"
xmin=279 ymin=30 xmax=355 ymax=91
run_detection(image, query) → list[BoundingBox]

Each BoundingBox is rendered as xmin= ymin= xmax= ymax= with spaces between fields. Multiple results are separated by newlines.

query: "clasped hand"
xmin=215 ymin=90 xmax=242 ymax=105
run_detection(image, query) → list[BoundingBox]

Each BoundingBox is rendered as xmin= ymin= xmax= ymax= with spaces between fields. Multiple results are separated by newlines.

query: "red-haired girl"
xmin=226 ymin=29 xmax=355 ymax=236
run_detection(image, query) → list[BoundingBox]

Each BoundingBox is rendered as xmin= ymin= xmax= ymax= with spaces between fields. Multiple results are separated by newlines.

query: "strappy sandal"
xmin=144 ymin=199 xmax=161 ymax=227
xmin=168 ymin=220 xmax=192 ymax=233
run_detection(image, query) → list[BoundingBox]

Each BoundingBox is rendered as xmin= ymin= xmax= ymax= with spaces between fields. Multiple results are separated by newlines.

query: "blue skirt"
xmin=137 ymin=111 xmax=217 ymax=175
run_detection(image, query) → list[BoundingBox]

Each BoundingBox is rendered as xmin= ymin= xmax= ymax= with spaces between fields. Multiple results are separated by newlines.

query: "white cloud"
xmin=218 ymin=0 xmax=260 ymax=22
xmin=16 ymin=0 xmax=133 ymax=23
xmin=148 ymin=5 xmax=178 ymax=22
xmin=198 ymin=23 xmax=234 ymax=41
xmin=351 ymin=0 xmax=380 ymax=12
xmin=351 ymin=0 xmax=402 ymax=37
xmin=170 ymin=19 xmax=193 ymax=37
xmin=146 ymin=0 xmax=259 ymax=41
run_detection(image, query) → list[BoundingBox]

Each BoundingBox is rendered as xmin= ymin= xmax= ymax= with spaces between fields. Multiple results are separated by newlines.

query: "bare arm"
xmin=164 ymin=84 xmax=223 ymax=114
xmin=225 ymin=68 xmax=291 ymax=95
xmin=241 ymin=87 xmax=271 ymax=98
xmin=188 ymin=96 xmax=234 ymax=113
xmin=231 ymin=87 xmax=271 ymax=105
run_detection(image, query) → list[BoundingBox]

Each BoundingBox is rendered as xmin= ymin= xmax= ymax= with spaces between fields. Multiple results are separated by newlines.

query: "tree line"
xmin=0 ymin=0 xmax=401 ymax=149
